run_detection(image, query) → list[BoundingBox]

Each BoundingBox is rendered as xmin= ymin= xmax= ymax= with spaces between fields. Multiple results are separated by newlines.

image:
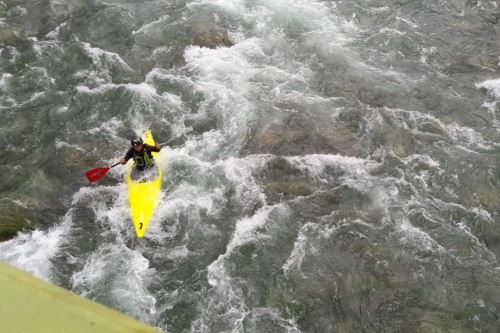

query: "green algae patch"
xmin=0 ymin=208 xmax=34 ymax=241
xmin=0 ymin=217 xmax=27 ymax=241
xmin=0 ymin=262 xmax=161 ymax=333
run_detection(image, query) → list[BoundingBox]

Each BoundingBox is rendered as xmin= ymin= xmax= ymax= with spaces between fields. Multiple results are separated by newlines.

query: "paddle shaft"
xmin=86 ymin=139 xmax=168 ymax=183
xmin=104 ymin=142 xmax=168 ymax=168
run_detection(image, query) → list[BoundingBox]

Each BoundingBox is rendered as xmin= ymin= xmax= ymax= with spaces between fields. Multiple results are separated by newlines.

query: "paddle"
xmin=85 ymin=162 xmax=121 ymax=183
xmin=85 ymin=140 xmax=171 ymax=183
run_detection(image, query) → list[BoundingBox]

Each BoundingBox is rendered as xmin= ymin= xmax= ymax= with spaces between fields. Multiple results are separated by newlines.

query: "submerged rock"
xmin=245 ymin=117 xmax=360 ymax=156
xmin=0 ymin=26 xmax=22 ymax=45
xmin=189 ymin=16 xmax=234 ymax=49
xmin=0 ymin=205 xmax=35 ymax=241
xmin=0 ymin=218 xmax=26 ymax=241
xmin=266 ymin=181 xmax=318 ymax=202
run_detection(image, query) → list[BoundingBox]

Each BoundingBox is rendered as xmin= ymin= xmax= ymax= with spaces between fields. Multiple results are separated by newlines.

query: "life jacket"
xmin=132 ymin=146 xmax=155 ymax=168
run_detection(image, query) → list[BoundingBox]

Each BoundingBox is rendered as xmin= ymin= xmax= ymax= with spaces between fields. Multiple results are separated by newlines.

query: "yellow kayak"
xmin=126 ymin=130 xmax=163 ymax=238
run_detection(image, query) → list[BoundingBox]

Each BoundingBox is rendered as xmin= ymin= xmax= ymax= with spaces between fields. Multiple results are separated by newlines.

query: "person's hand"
xmin=120 ymin=159 xmax=127 ymax=165
xmin=155 ymin=143 xmax=161 ymax=150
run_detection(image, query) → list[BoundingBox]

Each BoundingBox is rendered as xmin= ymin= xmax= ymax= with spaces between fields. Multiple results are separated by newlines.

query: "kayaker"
xmin=120 ymin=136 xmax=161 ymax=170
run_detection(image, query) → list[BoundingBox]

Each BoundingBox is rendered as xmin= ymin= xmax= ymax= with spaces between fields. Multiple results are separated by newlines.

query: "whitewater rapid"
xmin=1 ymin=0 xmax=500 ymax=332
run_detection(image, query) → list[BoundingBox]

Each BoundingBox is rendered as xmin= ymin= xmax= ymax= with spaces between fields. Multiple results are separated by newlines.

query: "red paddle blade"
xmin=85 ymin=166 xmax=110 ymax=182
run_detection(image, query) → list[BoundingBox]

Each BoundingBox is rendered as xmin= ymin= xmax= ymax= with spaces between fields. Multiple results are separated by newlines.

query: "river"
xmin=1 ymin=0 xmax=500 ymax=332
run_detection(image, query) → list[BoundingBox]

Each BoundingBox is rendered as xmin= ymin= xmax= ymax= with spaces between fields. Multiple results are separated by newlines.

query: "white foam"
xmin=10 ymin=5 xmax=27 ymax=16
xmin=249 ymin=307 xmax=303 ymax=333
xmin=193 ymin=205 xmax=287 ymax=332
xmin=446 ymin=123 xmax=492 ymax=150
xmin=370 ymin=6 xmax=391 ymax=13
xmin=81 ymin=42 xmax=133 ymax=72
xmin=154 ymin=181 xmax=225 ymax=227
xmin=164 ymin=245 xmax=193 ymax=260
xmin=402 ymin=154 xmax=442 ymax=192
xmin=429 ymin=197 xmax=495 ymax=224
xmin=55 ymin=139 xmax=86 ymax=152
xmin=0 ymin=73 xmax=12 ymax=91
xmin=282 ymin=222 xmax=316 ymax=275
xmin=257 ymin=0 xmax=352 ymax=37
xmin=476 ymin=78 xmax=500 ymax=132
xmin=71 ymin=244 xmax=157 ymax=321
xmin=374 ymin=107 xmax=496 ymax=150
xmin=403 ymin=154 xmax=440 ymax=169
xmin=398 ymin=217 xmax=447 ymax=255
xmin=189 ymin=0 xmax=247 ymax=15
xmin=208 ymin=204 xmax=285 ymax=288
xmin=77 ymin=81 xmax=173 ymax=138
xmin=380 ymin=28 xmax=406 ymax=36
xmin=286 ymin=154 xmax=378 ymax=182
xmin=420 ymin=46 xmax=438 ymax=64
xmin=222 ymin=155 xmax=270 ymax=208
xmin=181 ymin=129 xmax=229 ymax=159
xmin=77 ymin=82 xmax=158 ymax=98
xmin=477 ymin=77 xmax=500 ymax=100
xmin=87 ymin=116 xmax=123 ymax=137
xmin=396 ymin=16 xmax=419 ymax=29
xmin=184 ymin=38 xmax=263 ymax=81
xmin=45 ymin=21 xmax=67 ymax=39
xmin=52 ymin=184 xmax=160 ymax=322
xmin=132 ymin=14 xmax=171 ymax=36
xmin=227 ymin=207 xmax=272 ymax=251
xmin=0 ymin=212 xmax=73 ymax=281
xmin=207 ymin=206 xmax=272 ymax=287
xmin=179 ymin=0 xmax=358 ymax=161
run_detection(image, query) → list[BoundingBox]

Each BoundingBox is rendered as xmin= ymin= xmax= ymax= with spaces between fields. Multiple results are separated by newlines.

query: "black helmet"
xmin=131 ymin=136 xmax=143 ymax=146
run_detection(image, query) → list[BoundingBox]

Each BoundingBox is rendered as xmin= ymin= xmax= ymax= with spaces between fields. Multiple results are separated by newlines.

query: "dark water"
xmin=1 ymin=0 xmax=500 ymax=332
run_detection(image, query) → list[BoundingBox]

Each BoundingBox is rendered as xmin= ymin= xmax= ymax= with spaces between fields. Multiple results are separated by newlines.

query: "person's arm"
xmin=120 ymin=149 xmax=133 ymax=165
xmin=144 ymin=144 xmax=161 ymax=152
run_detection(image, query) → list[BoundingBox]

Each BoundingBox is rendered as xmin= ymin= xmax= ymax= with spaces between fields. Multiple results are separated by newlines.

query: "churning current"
xmin=1 ymin=0 xmax=500 ymax=332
